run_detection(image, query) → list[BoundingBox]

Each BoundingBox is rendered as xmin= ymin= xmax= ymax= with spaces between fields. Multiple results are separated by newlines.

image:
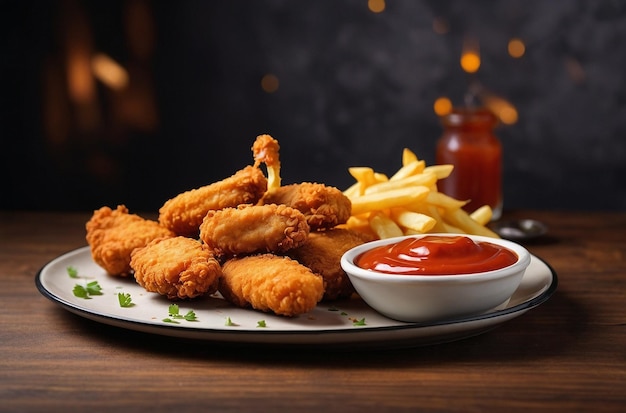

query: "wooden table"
xmin=1 ymin=210 xmax=625 ymax=412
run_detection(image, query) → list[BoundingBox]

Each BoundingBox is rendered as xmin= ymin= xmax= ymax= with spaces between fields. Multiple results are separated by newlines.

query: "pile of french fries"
xmin=342 ymin=148 xmax=499 ymax=239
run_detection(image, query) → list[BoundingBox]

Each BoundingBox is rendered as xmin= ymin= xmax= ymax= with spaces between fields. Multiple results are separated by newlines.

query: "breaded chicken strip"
xmin=131 ymin=236 xmax=222 ymax=300
xmin=259 ymin=182 xmax=352 ymax=231
xmin=199 ymin=204 xmax=309 ymax=257
xmin=86 ymin=205 xmax=175 ymax=276
xmin=159 ymin=165 xmax=267 ymax=237
xmin=220 ymin=254 xmax=324 ymax=316
xmin=289 ymin=228 xmax=374 ymax=300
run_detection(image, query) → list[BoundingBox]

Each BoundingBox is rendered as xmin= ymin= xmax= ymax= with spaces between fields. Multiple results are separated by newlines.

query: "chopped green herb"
xmin=164 ymin=304 xmax=197 ymax=323
xmin=183 ymin=310 xmax=197 ymax=321
xmin=168 ymin=304 xmax=180 ymax=317
xmin=353 ymin=318 xmax=367 ymax=326
xmin=225 ymin=317 xmax=236 ymax=326
xmin=66 ymin=266 xmax=79 ymax=278
xmin=329 ymin=307 xmax=349 ymax=316
xmin=257 ymin=320 xmax=267 ymax=328
xmin=117 ymin=292 xmax=133 ymax=308
xmin=72 ymin=284 xmax=90 ymax=298
xmin=85 ymin=281 xmax=102 ymax=296
xmin=72 ymin=280 xmax=102 ymax=299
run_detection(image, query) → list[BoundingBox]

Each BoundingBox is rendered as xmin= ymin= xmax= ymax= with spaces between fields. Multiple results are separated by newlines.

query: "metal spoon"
xmin=490 ymin=219 xmax=548 ymax=241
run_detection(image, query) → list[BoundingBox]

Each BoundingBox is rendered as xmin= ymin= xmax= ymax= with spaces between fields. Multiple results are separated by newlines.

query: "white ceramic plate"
xmin=36 ymin=246 xmax=557 ymax=349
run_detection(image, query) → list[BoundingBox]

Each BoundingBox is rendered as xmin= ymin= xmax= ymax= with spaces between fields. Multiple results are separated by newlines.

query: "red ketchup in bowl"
xmin=355 ymin=235 xmax=518 ymax=275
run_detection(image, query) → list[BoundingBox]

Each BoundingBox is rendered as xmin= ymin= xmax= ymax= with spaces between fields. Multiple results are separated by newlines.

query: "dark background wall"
xmin=1 ymin=0 xmax=625 ymax=213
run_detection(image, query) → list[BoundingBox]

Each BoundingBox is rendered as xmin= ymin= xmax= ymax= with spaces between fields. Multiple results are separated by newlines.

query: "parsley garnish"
xmin=329 ymin=307 xmax=349 ymax=316
xmin=183 ymin=310 xmax=197 ymax=321
xmin=168 ymin=304 xmax=181 ymax=316
xmin=225 ymin=317 xmax=237 ymax=326
xmin=66 ymin=266 xmax=79 ymax=278
xmin=72 ymin=284 xmax=89 ymax=298
xmin=117 ymin=292 xmax=133 ymax=308
xmin=257 ymin=320 xmax=267 ymax=328
xmin=86 ymin=281 xmax=102 ymax=295
xmin=353 ymin=318 xmax=367 ymax=326
xmin=163 ymin=304 xmax=197 ymax=323
xmin=72 ymin=281 xmax=103 ymax=299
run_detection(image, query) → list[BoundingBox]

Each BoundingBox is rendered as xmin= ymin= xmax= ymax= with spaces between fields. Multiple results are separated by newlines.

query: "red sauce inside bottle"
xmin=436 ymin=108 xmax=502 ymax=220
xmin=355 ymin=235 xmax=517 ymax=275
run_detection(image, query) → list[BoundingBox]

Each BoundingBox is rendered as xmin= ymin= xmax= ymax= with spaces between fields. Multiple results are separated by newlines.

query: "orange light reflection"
xmin=433 ymin=97 xmax=453 ymax=116
xmin=508 ymin=38 xmax=525 ymax=58
xmin=261 ymin=73 xmax=280 ymax=93
xmin=483 ymin=95 xmax=518 ymax=125
xmin=461 ymin=36 xmax=481 ymax=73
xmin=92 ymin=53 xmax=129 ymax=91
xmin=368 ymin=0 xmax=385 ymax=13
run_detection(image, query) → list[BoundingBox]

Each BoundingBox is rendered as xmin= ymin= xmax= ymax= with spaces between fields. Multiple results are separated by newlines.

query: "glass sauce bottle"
xmin=436 ymin=107 xmax=502 ymax=220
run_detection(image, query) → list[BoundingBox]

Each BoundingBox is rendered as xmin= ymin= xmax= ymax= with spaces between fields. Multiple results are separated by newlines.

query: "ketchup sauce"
xmin=436 ymin=108 xmax=503 ymax=220
xmin=355 ymin=235 xmax=517 ymax=275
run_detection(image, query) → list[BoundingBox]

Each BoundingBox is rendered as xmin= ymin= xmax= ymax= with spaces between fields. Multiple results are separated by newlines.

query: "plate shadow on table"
xmin=47 ymin=288 xmax=587 ymax=368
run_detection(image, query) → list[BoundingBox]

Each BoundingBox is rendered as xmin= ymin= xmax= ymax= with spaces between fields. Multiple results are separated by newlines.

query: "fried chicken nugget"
xmin=289 ymin=228 xmax=375 ymax=300
xmin=199 ymin=204 xmax=309 ymax=257
xmin=158 ymin=165 xmax=268 ymax=237
xmin=259 ymin=182 xmax=352 ymax=231
xmin=86 ymin=205 xmax=175 ymax=276
xmin=131 ymin=236 xmax=222 ymax=300
xmin=220 ymin=254 xmax=324 ymax=316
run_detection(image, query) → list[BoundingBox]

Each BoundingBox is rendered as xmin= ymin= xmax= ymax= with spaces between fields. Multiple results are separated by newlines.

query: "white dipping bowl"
xmin=340 ymin=233 xmax=531 ymax=322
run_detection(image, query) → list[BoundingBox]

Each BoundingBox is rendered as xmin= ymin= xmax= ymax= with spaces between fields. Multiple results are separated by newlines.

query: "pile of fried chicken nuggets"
xmin=86 ymin=135 xmax=373 ymax=317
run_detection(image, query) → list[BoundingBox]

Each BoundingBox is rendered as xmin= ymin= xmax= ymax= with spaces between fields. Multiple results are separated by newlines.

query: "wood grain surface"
xmin=1 ymin=210 xmax=625 ymax=412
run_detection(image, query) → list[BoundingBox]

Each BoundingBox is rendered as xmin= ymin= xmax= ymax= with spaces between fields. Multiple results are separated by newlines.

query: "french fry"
xmin=350 ymin=186 xmax=430 ymax=216
xmin=369 ymin=211 xmax=404 ymax=239
xmin=427 ymin=205 xmax=463 ymax=234
xmin=390 ymin=208 xmax=437 ymax=234
xmin=364 ymin=172 xmax=437 ymax=195
xmin=470 ymin=205 xmax=493 ymax=226
xmin=374 ymin=172 xmax=389 ymax=183
xmin=347 ymin=167 xmax=388 ymax=195
xmin=441 ymin=221 xmax=466 ymax=234
xmin=343 ymin=182 xmax=361 ymax=199
xmin=422 ymin=164 xmax=454 ymax=180
xmin=410 ymin=203 xmax=459 ymax=233
xmin=443 ymin=208 xmax=499 ymax=238
xmin=425 ymin=191 xmax=468 ymax=210
xmin=389 ymin=160 xmax=426 ymax=181
xmin=402 ymin=148 xmax=418 ymax=166
xmin=341 ymin=215 xmax=375 ymax=234
xmin=348 ymin=167 xmax=378 ymax=187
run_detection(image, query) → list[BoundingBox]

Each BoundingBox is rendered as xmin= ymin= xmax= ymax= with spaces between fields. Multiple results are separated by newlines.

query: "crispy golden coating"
xmin=199 ymin=204 xmax=309 ymax=257
xmin=289 ymin=228 xmax=374 ymax=300
xmin=85 ymin=205 xmax=175 ymax=276
xmin=259 ymin=182 xmax=352 ymax=231
xmin=158 ymin=165 xmax=268 ymax=237
xmin=131 ymin=236 xmax=222 ymax=300
xmin=252 ymin=134 xmax=281 ymax=190
xmin=220 ymin=254 xmax=324 ymax=316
